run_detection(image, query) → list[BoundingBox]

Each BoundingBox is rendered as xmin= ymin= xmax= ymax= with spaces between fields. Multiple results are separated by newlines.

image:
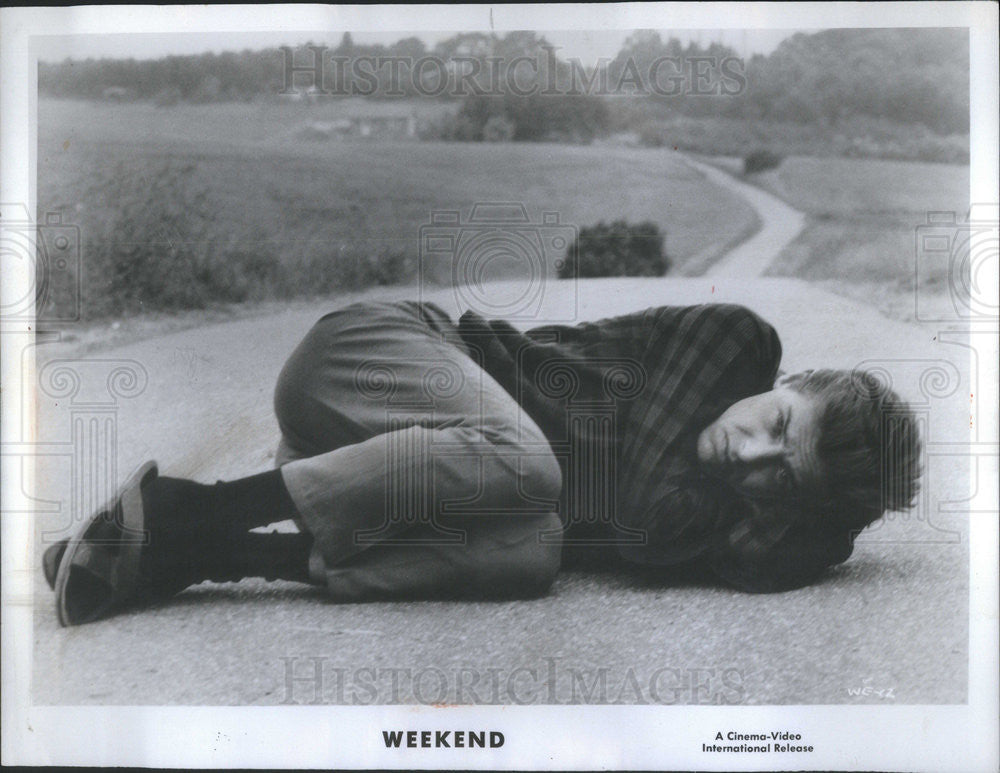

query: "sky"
xmin=35 ymin=29 xmax=805 ymax=65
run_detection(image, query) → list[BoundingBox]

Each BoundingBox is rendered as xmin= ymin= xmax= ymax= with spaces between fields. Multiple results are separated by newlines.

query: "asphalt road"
xmin=28 ymin=276 xmax=970 ymax=705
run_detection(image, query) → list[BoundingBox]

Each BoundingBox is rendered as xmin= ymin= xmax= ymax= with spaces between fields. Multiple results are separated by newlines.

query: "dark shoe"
xmin=54 ymin=461 xmax=158 ymax=626
xmin=43 ymin=539 xmax=69 ymax=591
xmin=53 ymin=462 xmax=267 ymax=625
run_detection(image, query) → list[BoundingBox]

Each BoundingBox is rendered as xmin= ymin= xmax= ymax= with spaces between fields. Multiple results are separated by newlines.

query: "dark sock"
xmin=143 ymin=469 xmax=299 ymax=536
xmin=214 ymin=469 xmax=300 ymax=530
xmin=216 ymin=531 xmax=316 ymax=584
xmin=139 ymin=530 xmax=316 ymax=591
xmin=131 ymin=470 xmax=312 ymax=595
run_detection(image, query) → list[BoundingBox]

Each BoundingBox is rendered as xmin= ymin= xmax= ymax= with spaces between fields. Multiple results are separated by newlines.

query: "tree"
xmin=335 ymin=32 xmax=354 ymax=55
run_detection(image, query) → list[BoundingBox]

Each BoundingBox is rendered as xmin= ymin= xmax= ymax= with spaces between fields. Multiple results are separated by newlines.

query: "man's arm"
xmin=615 ymin=481 xmax=737 ymax=567
xmin=616 ymin=482 xmax=854 ymax=593
xmin=706 ymin=511 xmax=858 ymax=593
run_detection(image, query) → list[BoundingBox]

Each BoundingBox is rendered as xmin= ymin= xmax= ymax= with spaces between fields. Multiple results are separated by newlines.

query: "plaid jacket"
xmin=458 ymin=303 xmax=856 ymax=593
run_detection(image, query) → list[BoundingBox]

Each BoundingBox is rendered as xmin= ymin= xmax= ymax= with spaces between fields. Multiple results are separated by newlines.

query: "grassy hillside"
xmin=752 ymin=156 xmax=969 ymax=322
xmin=38 ymin=99 xmax=757 ymax=318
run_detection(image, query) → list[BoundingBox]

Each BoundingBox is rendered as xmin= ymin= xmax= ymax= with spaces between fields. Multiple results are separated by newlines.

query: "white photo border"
xmin=2 ymin=3 xmax=997 ymax=770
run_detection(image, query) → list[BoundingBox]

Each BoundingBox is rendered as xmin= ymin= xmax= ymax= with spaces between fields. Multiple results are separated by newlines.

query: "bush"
xmin=76 ymin=159 xmax=420 ymax=316
xmin=628 ymin=114 xmax=967 ymax=164
xmin=744 ymin=149 xmax=784 ymax=174
xmin=290 ymin=244 xmax=414 ymax=290
xmin=637 ymin=121 xmax=671 ymax=148
xmin=482 ymin=115 xmax=516 ymax=142
xmin=153 ymin=86 xmax=183 ymax=107
xmin=418 ymin=110 xmax=480 ymax=142
xmin=558 ymin=220 xmax=669 ymax=279
xmin=83 ymin=160 xmax=216 ymax=311
xmin=429 ymin=93 xmax=608 ymax=144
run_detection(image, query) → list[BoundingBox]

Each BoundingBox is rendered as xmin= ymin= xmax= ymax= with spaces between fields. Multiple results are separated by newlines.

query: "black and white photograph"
xmin=2 ymin=3 xmax=997 ymax=770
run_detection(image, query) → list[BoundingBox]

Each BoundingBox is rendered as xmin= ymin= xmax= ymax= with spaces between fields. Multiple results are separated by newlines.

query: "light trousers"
xmin=273 ymin=301 xmax=564 ymax=601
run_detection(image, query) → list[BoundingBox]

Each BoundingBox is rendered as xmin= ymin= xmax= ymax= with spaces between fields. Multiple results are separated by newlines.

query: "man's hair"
xmin=778 ymin=368 xmax=922 ymax=531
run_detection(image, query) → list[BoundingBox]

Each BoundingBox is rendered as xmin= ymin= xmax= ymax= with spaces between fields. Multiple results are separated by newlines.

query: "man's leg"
xmin=50 ymin=301 xmax=563 ymax=622
xmin=271 ymin=301 xmax=564 ymax=600
xmin=49 ymin=458 xmax=317 ymax=625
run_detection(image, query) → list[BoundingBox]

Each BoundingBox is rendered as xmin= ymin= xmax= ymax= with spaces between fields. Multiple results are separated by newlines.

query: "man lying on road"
xmin=44 ymin=300 xmax=921 ymax=625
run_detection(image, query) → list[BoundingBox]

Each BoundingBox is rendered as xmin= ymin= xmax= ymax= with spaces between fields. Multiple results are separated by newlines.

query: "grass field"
xmin=751 ymin=156 xmax=970 ymax=322
xmin=38 ymin=99 xmax=757 ymax=318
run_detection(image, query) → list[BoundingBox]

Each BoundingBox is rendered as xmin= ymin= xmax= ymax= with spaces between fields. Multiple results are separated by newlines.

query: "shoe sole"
xmin=54 ymin=460 xmax=158 ymax=627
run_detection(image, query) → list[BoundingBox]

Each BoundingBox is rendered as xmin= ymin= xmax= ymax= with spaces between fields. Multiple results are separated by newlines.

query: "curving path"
xmin=680 ymin=155 xmax=806 ymax=277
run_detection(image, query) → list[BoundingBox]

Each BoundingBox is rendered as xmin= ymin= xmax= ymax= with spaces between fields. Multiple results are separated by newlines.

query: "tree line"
xmin=39 ymin=28 xmax=968 ymax=136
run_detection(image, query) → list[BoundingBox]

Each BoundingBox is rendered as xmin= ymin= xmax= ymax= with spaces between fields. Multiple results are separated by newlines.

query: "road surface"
xmin=25 ymin=273 xmax=970 ymax=706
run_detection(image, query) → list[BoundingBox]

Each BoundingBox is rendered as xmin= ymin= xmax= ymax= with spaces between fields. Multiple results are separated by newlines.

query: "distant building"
xmin=298 ymin=110 xmax=417 ymax=141
xmin=353 ymin=114 xmax=417 ymax=139
xmin=101 ymin=86 xmax=133 ymax=101
xmin=279 ymin=85 xmax=323 ymax=103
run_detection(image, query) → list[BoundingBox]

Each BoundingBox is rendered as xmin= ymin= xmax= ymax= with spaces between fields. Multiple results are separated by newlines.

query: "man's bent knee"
xmin=470 ymin=512 xmax=562 ymax=599
xmin=512 ymin=533 xmax=562 ymax=598
xmin=513 ymin=443 xmax=563 ymax=504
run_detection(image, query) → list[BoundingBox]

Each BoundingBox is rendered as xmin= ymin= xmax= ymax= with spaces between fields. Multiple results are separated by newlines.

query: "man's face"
xmin=696 ymin=387 xmax=825 ymax=500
